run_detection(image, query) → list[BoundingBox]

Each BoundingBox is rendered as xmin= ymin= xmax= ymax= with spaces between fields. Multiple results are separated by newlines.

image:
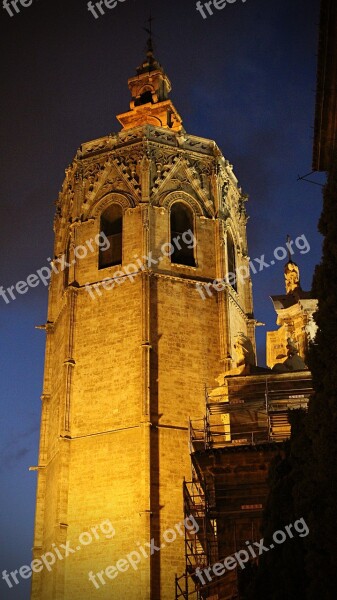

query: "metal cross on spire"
xmin=143 ymin=14 xmax=154 ymax=59
xmin=144 ymin=14 xmax=154 ymax=39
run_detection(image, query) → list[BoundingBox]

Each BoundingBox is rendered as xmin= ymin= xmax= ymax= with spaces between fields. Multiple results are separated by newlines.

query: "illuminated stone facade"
xmin=266 ymin=260 xmax=317 ymax=369
xmin=31 ymin=47 xmax=256 ymax=600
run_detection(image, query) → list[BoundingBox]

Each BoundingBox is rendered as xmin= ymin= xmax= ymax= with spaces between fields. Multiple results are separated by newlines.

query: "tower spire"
xmin=116 ymin=19 xmax=184 ymax=132
xmin=137 ymin=15 xmax=162 ymax=76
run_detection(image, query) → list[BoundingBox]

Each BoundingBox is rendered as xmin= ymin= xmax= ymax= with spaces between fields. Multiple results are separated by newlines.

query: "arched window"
xmin=99 ymin=204 xmax=123 ymax=269
xmin=227 ymin=232 xmax=237 ymax=291
xmin=135 ymin=88 xmax=153 ymax=106
xmin=170 ymin=202 xmax=196 ymax=267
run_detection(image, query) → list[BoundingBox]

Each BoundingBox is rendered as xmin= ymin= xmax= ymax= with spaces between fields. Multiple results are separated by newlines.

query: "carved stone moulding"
xmin=159 ymin=190 xmax=205 ymax=217
xmin=77 ymin=135 xmax=116 ymax=159
xmin=89 ymin=192 xmax=135 ymax=219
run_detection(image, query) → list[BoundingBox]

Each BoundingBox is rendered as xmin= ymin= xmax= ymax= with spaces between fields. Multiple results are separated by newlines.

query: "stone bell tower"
xmin=31 ymin=40 xmax=256 ymax=600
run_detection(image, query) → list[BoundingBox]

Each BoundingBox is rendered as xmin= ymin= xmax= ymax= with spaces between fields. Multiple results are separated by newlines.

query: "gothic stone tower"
xmin=31 ymin=45 xmax=255 ymax=600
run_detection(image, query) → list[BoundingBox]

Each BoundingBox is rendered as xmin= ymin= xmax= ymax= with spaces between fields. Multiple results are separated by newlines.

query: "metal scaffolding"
xmin=176 ymin=373 xmax=313 ymax=600
xmin=190 ymin=375 xmax=312 ymax=452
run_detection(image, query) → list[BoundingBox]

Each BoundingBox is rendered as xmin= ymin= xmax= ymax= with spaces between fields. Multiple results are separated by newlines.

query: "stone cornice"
xmin=76 ymin=125 xmax=230 ymax=163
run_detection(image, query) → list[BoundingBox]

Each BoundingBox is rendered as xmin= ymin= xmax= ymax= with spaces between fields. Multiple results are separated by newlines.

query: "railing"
xmin=209 ymin=428 xmax=270 ymax=447
xmin=189 ymin=374 xmax=313 ymax=453
xmin=190 ymin=424 xmax=272 ymax=451
xmin=206 ymin=375 xmax=313 ymax=407
xmin=189 ymin=418 xmax=207 ymax=452
xmin=183 ymin=480 xmax=217 ymax=572
xmin=175 ymin=572 xmax=201 ymax=600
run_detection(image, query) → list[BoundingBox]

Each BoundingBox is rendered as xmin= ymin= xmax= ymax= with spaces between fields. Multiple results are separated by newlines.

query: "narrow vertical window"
xmin=99 ymin=204 xmax=123 ymax=269
xmin=170 ymin=202 xmax=196 ymax=267
xmin=227 ymin=232 xmax=237 ymax=292
xmin=64 ymin=240 xmax=70 ymax=289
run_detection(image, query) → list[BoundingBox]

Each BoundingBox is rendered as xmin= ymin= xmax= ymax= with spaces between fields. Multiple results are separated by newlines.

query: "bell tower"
xmin=31 ymin=43 xmax=256 ymax=600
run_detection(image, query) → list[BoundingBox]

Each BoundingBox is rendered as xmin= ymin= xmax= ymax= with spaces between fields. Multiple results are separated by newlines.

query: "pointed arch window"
xmin=170 ymin=202 xmax=196 ymax=267
xmin=99 ymin=204 xmax=123 ymax=269
xmin=227 ymin=232 xmax=237 ymax=292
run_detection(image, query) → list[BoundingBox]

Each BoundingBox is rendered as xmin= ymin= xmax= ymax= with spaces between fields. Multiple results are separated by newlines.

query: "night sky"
xmin=0 ymin=0 xmax=325 ymax=597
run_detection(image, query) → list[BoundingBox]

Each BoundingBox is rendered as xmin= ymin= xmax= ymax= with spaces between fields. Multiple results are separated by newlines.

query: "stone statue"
xmin=209 ymin=333 xmax=256 ymax=396
xmin=231 ymin=332 xmax=256 ymax=375
xmin=273 ymin=337 xmax=307 ymax=372
xmin=284 ymin=261 xmax=301 ymax=294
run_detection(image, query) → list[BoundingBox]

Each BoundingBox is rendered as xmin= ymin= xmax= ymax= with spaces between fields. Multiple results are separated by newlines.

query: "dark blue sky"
xmin=0 ymin=0 xmax=324 ymax=597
